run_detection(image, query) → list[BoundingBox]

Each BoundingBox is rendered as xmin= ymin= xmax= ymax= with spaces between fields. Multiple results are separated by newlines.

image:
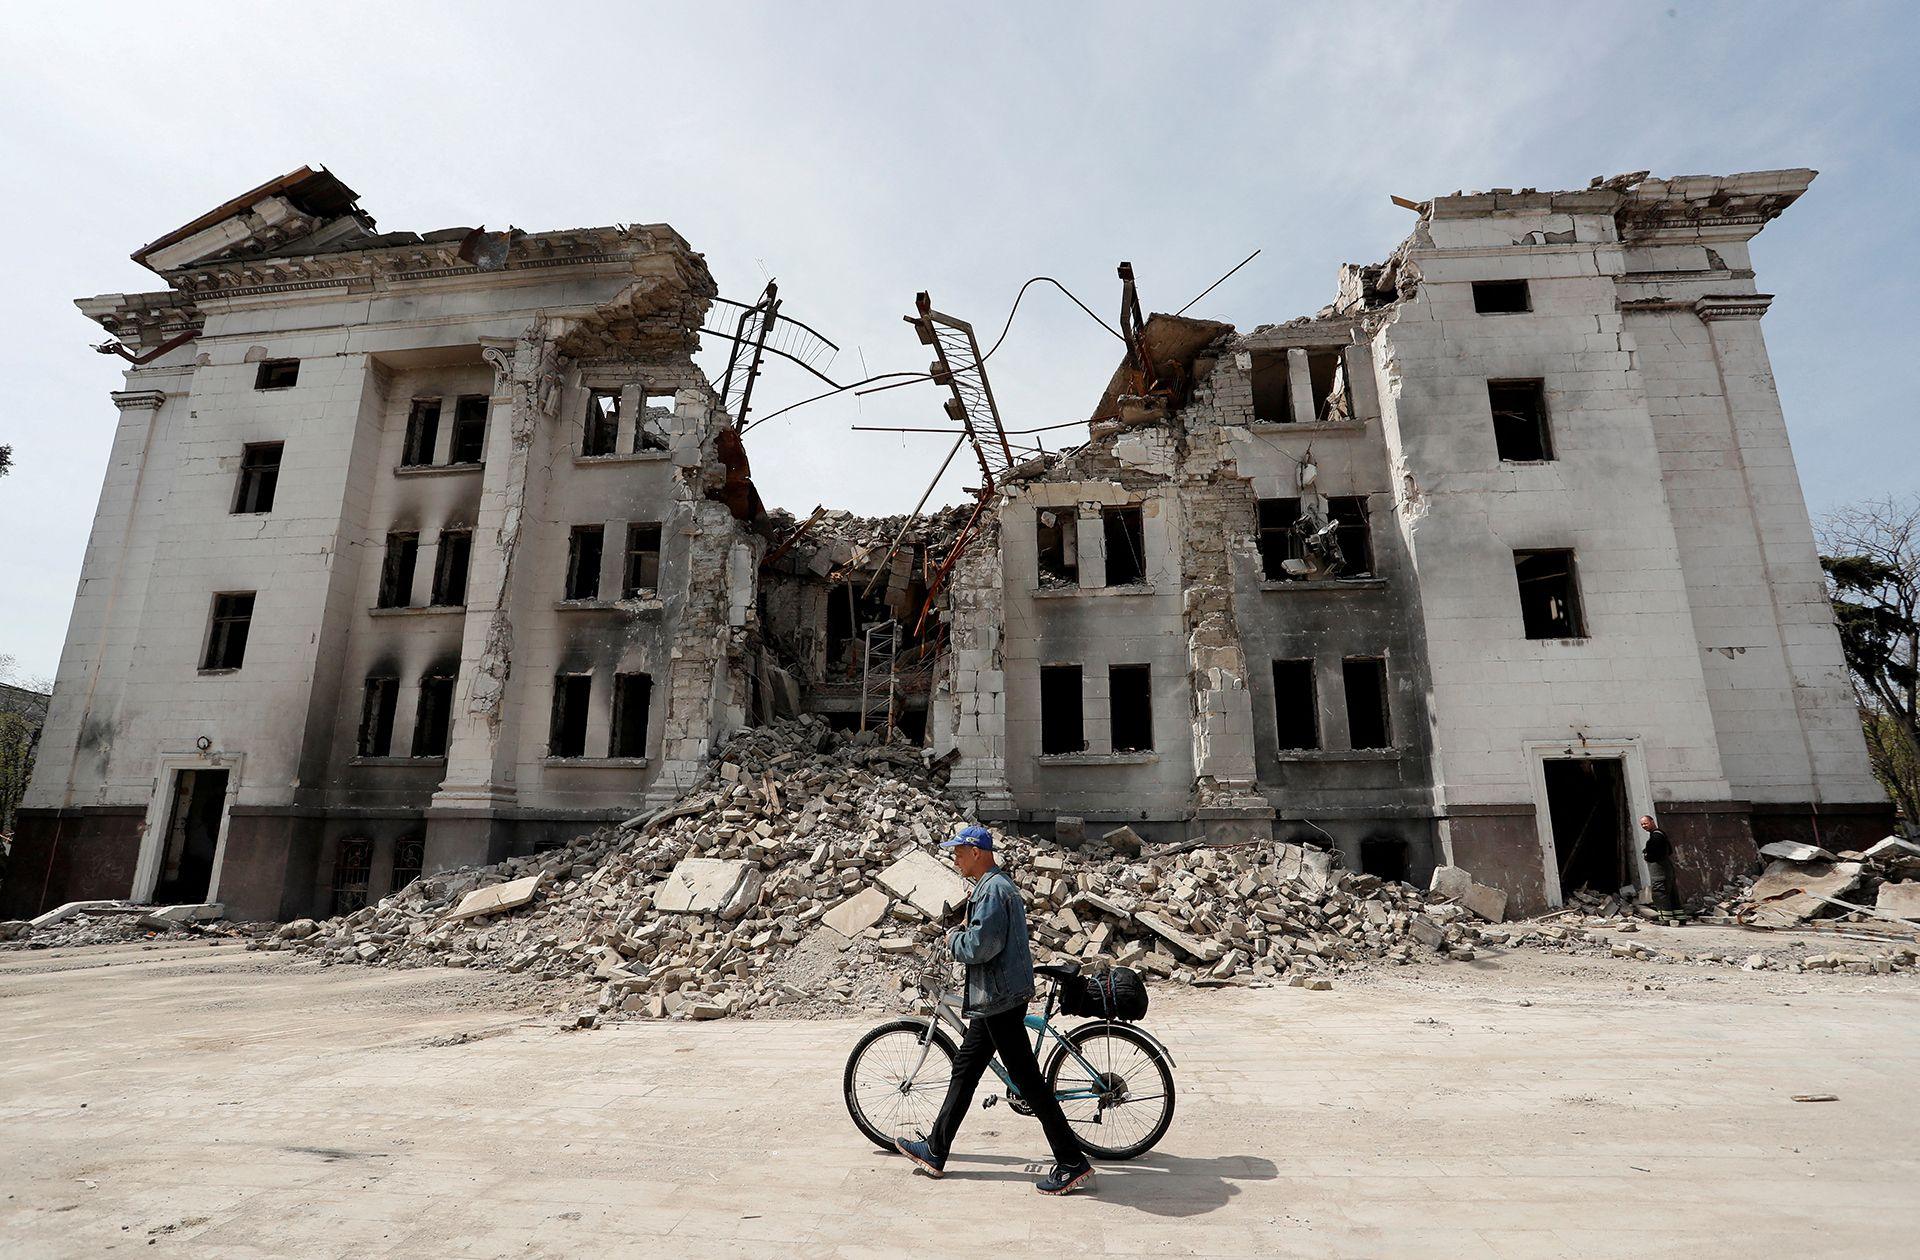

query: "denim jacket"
xmin=946 ymin=866 xmax=1035 ymax=1017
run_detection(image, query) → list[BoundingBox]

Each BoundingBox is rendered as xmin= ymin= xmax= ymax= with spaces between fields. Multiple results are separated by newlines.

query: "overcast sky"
xmin=2 ymin=1 xmax=1915 ymax=682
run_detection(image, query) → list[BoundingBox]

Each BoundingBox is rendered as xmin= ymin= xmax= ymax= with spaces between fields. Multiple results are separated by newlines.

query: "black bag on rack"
xmin=1060 ymin=966 xmax=1149 ymax=1021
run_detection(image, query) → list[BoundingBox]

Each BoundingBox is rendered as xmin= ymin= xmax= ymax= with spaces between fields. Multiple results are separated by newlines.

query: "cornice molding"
xmin=1694 ymin=293 xmax=1774 ymax=322
xmin=110 ymin=389 xmax=167 ymax=411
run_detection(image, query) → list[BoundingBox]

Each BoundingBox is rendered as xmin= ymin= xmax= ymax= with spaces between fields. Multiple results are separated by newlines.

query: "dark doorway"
xmin=1543 ymin=758 xmax=1630 ymax=901
xmin=1359 ymin=836 xmax=1409 ymax=884
xmin=154 ymin=768 xmax=227 ymax=904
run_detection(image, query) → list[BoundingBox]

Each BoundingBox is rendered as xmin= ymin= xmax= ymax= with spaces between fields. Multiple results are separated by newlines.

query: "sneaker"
xmin=894 ymin=1135 xmax=945 ymax=1178
xmin=1036 ymin=1160 xmax=1093 ymax=1195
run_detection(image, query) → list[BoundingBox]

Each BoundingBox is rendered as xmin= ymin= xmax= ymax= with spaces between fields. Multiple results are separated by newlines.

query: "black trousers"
xmin=927 ymin=1003 xmax=1087 ymax=1168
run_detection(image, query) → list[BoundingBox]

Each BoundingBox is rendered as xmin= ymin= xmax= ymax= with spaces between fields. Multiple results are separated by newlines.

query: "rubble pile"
xmin=0 ymin=902 xmax=247 ymax=951
xmin=261 ymin=717 xmax=1512 ymax=1022
xmin=1715 ymin=837 xmax=1920 ymax=928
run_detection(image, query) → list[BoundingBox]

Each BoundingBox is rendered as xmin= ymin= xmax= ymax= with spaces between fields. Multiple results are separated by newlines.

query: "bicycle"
xmin=843 ymin=955 xmax=1177 ymax=1160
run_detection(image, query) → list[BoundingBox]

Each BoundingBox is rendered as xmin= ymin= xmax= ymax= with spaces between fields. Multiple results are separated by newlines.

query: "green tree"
xmin=1819 ymin=494 xmax=1920 ymax=825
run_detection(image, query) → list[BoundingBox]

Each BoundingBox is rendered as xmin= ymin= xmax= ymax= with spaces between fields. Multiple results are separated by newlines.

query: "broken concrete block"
xmin=1135 ymin=911 xmax=1224 ymax=962
xmin=1744 ymin=860 xmax=1865 ymax=927
xmin=1874 ymin=882 xmax=1920 ymax=921
xmin=1274 ymin=844 xmax=1335 ymax=894
xmin=1102 ymin=825 xmax=1145 ymax=856
xmin=1409 ymin=915 xmax=1445 ymax=949
xmin=821 ymin=887 xmax=892 ymax=938
xmin=655 ymin=859 xmax=764 ymax=919
xmin=1759 ymin=840 xmax=1836 ymax=864
xmin=444 ymin=874 xmax=545 ymax=923
xmin=275 ymin=918 xmax=319 ymax=940
xmin=1429 ymin=865 xmax=1474 ymax=900
xmin=1458 ymin=882 xmax=1508 ymax=923
xmin=1055 ymin=816 xmax=1086 ymax=847
xmin=874 ymin=849 xmax=969 ymax=919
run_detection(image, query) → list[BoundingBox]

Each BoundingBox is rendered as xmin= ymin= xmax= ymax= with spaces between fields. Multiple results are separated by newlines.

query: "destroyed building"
xmin=6 ymin=166 xmax=1891 ymax=924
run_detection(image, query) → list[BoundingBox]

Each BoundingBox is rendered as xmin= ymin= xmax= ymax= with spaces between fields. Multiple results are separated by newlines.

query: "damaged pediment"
xmin=132 ymin=166 xmax=372 ymax=272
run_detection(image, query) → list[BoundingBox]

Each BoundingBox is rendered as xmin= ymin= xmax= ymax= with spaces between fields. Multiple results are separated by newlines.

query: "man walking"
xmin=894 ymin=825 xmax=1094 ymax=1195
xmin=1639 ymin=814 xmax=1678 ymax=911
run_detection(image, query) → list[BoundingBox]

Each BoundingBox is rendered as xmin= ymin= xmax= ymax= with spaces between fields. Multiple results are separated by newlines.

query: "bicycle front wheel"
xmin=844 ymin=1019 xmax=958 ymax=1151
xmin=1044 ymin=1021 xmax=1176 ymax=1160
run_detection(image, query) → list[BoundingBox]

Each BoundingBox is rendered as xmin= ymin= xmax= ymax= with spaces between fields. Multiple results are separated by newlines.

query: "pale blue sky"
xmin=3 ymin=1 xmax=1915 ymax=681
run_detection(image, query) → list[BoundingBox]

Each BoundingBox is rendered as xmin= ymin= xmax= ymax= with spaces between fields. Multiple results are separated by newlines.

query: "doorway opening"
xmin=1542 ymin=758 xmax=1629 ymax=901
xmin=154 ymin=768 xmax=228 ymax=904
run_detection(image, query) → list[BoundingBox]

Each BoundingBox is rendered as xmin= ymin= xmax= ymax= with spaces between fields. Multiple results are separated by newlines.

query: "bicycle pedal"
xmin=981 ymin=1094 xmax=1000 ymax=1110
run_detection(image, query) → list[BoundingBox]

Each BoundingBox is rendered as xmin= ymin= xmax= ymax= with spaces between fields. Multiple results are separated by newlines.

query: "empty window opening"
xmin=1472 ymin=279 xmax=1531 ymax=314
xmin=1102 ymin=505 xmax=1146 ymax=586
xmin=412 ymin=674 xmax=455 ymax=757
xmin=1515 ymin=549 xmax=1586 ymax=639
xmin=623 ymin=523 xmax=662 ymax=597
xmin=1489 ymin=379 xmax=1553 ymax=462
xmin=1273 ymin=659 xmax=1318 ymax=750
xmin=391 ymin=833 xmax=424 ymax=893
xmin=549 ymin=674 xmax=592 ymax=758
xmin=358 ymin=676 xmax=399 ymax=756
xmin=1257 ymin=498 xmax=1305 ymax=580
xmin=1250 ymin=352 xmax=1292 ymax=423
xmin=202 ymin=592 xmax=254 ymax=670
xmin=1109 ymin=664 xmax=1154 ymax=753
xmin=154 ymin=768 xmax=227 ymax=905
xmin=254 ymin=359 xmax=299 ymax=390
xmin=402 ymin=399 xmax=441 ymax=467
xmin=636 ymin=393 xmax=674 ymax=451
xmin=1360 ymin=836 xmax=1410 ymax=883
xmin=1327 ymin=496 xmax=1374 ymax=576
xmin=1343 ymin=657 xmax=1391 ymax=749
xmin=610 ymin=672 xmax=652 ymax=757
xmin=377 ymin=532 xmax=419 ymax=608
xmin=1040 ymin=665 xmax=1085 ymax=755
xmin=331 ymin=837 xmax=373 ymax=914
xmin=431 ymin=529 xmax=472 ymax=606
xmin=449 ymin=395 xmax=489 ymax=464
xmin=1036 ymin=509 xmax=1078 ymax=586
xmin=565 ymin=525 xmax=604 ymax=601
xmin=232 ymin=442 xmax=282 ymax=514
xmin=583 ymin=389 xmax=620 ymax=456
xmin=1308 ymin=351 xmax=1351 ymax=423
xmin=1543 ymin=757 xmax=1631 ymax=902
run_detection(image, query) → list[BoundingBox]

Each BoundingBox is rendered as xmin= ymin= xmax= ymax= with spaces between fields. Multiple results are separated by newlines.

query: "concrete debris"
xmin=874 ymin=850 xmax=970 ymax=919
xmin=654 ymin=859 xmax=763 ymax=919
xmin=1759 ymin=841 xmax=1836 ymax=863
xmin=445 ymin=874 xmax=547 ymax=923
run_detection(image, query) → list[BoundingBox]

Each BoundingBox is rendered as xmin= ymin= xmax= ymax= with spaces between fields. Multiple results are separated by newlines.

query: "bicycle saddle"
xmin=1034 ymin=962 xmax=1082 ymax=980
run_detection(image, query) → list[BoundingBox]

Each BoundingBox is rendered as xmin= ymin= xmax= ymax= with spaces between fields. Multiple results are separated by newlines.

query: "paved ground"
xmin=2 ymin=935 xmax=1917 ymax=1259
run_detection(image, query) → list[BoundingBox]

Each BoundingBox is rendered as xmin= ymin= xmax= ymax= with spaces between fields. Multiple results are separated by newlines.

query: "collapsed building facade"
xmin=7 ymin=166 xmax=1890 ymax=923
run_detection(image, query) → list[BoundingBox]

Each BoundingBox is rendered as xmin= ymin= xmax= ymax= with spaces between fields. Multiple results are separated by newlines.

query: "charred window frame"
xmin=391 ymin=834 xmax=425 ymax=893
xmin=1472 ymin=280 xmax=1531 ymax=314
xmin=549 ymin=674 xmax=592 ymax=758
xmin=431 ymin=529 xmax=472 ymax=607
xmin=1488 ymin=379 xmax=1553 ymax=462
xmin=1101 ymin=505 xmax=1146 ymax=586
xmin=565 ymin=525 xmax=604 ymax=601
xmin=1342 ymin=657 xmax=1391 ymax=749
xmin=357 ymin=676 xmax=399 ymax=756
xmin=1514 ymin=549 xmax=1586 ymax=639
xmin=401 ymin=399 xmax=441 ymax=467
xmin=1036 ymin=508 xmax=1078 ymax=586
xmin=232 ymin=442 xmax=283 ymax=514
xmin=1109 ymin=664 xmax=1154 ymax=753
xmin=254 ymin=359 xmax=299 ymax=390
xmin=636 ymin=393 xmax=674 ymax=451
xmin=610 ymin=672 xmax=653 ymax=758
xmin=1250 ymin=351 xmax=1292 ymax=423
xmin=623 ymin=523 xmax=662 ymax=597
xmin=202 ymin=592 xmax=255 ymax=671
xmin=1273 ymin=659 xmax=1318 ymax=750
xmin=1039 ymin=665 xmax=1085 ymax=755
xmin=330 ymin=837 xmax=372 ymax=914
xmin=583 ymin=389 xmax=620 ymax=456
xmin=377 ymin=532 xmax=419 ymax=608
xmin=448 ymin=395 xmax=489 ymax=465
xmin=412 ymin=673 xmax=456 ymax=757
xmin=1257 ymin=498 xmax=1305 ymax=579
xmin=1327 ymin=496 xmax=1374 ymax=576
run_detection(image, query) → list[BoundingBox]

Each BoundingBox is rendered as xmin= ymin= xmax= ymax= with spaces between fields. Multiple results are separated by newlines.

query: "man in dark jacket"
xmin=894 ymin=825 xmax=1094 ymax=1195
xmin=1640 ymin=815 xmax=1678 ymax=911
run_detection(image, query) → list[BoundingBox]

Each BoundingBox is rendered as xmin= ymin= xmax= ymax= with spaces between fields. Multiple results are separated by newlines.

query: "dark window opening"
xmin=1489 ymin=379 xmax=1553 ymax=462
xmin=1343 ymin=657 xmax=1391 ymax=749
xmin=449 ymin=395 xmax=489 ymax=464
xmin=1257 ymin=498 xmax=1305 ymax=580
xmin=636 ymin=393 xmax=674 ymax=451
xmin=402 ymin=399 xmax=441 ymax=467
xmin=1273 ymin=659 xmax=1318 ymax=750
xmin=412 ymin=674 xmax=455 ymax=757
xmin=1308 ymin=350 xmax=1350 ymax=423
xmin=1360 ymin=836 xmax=1410 ymax=884
xmin=431 ymin=529 xmax=471 ymax=607
xmin=583 ymin=389 xmax=620 ymax=456
xmin=565 ymin=525 xmax=603 ymax=600
xmin=1328 ymin=496 xmax=1374 ymax=576
xmin=377 ymin=532 xmax=419 ymax=609
xmin=623 ymin=523 xmax=662 ymax=597
xmin=203 ymin=592 xmax=254 ymax=670
xmin=232 ymin=442 xmax=283 ymax=514
xmin=610 ymin=672 xmax=652 ymax=757
xmin=1251 ymin=352 xmax=1292 ymax=423
xmin=1109 ymin=664 xmax=1153 ymax=753
xmin=1472 ymin=279 xmax=1531 ymax=314
xmin=358 ymin=676 xmax=399 ymax=756
xmin=549 ymin=674 xmax=592 ymax=758
xmin=391 ymin=834 xmax=424 ymax=893
xmin=1102 ymin=505 xmax=1146 ymax=586
xmin=1544 ymin=757 xmax=1630 ymax=901
xmin=331 ymin=837 xmax=372 ymax=915
xmin=1040 ymin=665 xmax=1085 ymax=755
xmin=154 ymin=768 xmax=226 ymax=904
xmin=1036 ymin=509 xmax=1078 ymax=586
xmin=254 ymin=359 xmax=299 ymax=390
xmin=1515 ymin=549 xmax=1585 ymax=639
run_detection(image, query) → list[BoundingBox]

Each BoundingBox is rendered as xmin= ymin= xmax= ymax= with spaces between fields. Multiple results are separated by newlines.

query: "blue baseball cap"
xmin=941 ymin=825 xmax=994 ymax=852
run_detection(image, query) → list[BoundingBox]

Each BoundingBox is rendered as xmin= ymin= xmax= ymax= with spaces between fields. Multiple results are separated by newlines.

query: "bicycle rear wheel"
xmin=1044 ymin=1021 xmax=1175 ymax=1160
xmin=844 ymin=1019 xmax=958 ymax=1151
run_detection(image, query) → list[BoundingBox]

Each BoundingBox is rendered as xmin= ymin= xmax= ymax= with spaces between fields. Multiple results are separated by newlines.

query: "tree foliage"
xmin=1819 ymin=494 xmax=1920 ymax=823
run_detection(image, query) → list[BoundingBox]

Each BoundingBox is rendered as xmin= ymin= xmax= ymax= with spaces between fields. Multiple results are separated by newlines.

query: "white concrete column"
xmin=1287 ymin=348 xmax=1315 ymax=425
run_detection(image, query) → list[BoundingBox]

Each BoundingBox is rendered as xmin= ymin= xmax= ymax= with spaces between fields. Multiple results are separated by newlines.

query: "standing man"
xmin=894 ymin=825 xmax=1095 ymax=1196
xmin=1639 ymin=815 xmax=1678 ymax=911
